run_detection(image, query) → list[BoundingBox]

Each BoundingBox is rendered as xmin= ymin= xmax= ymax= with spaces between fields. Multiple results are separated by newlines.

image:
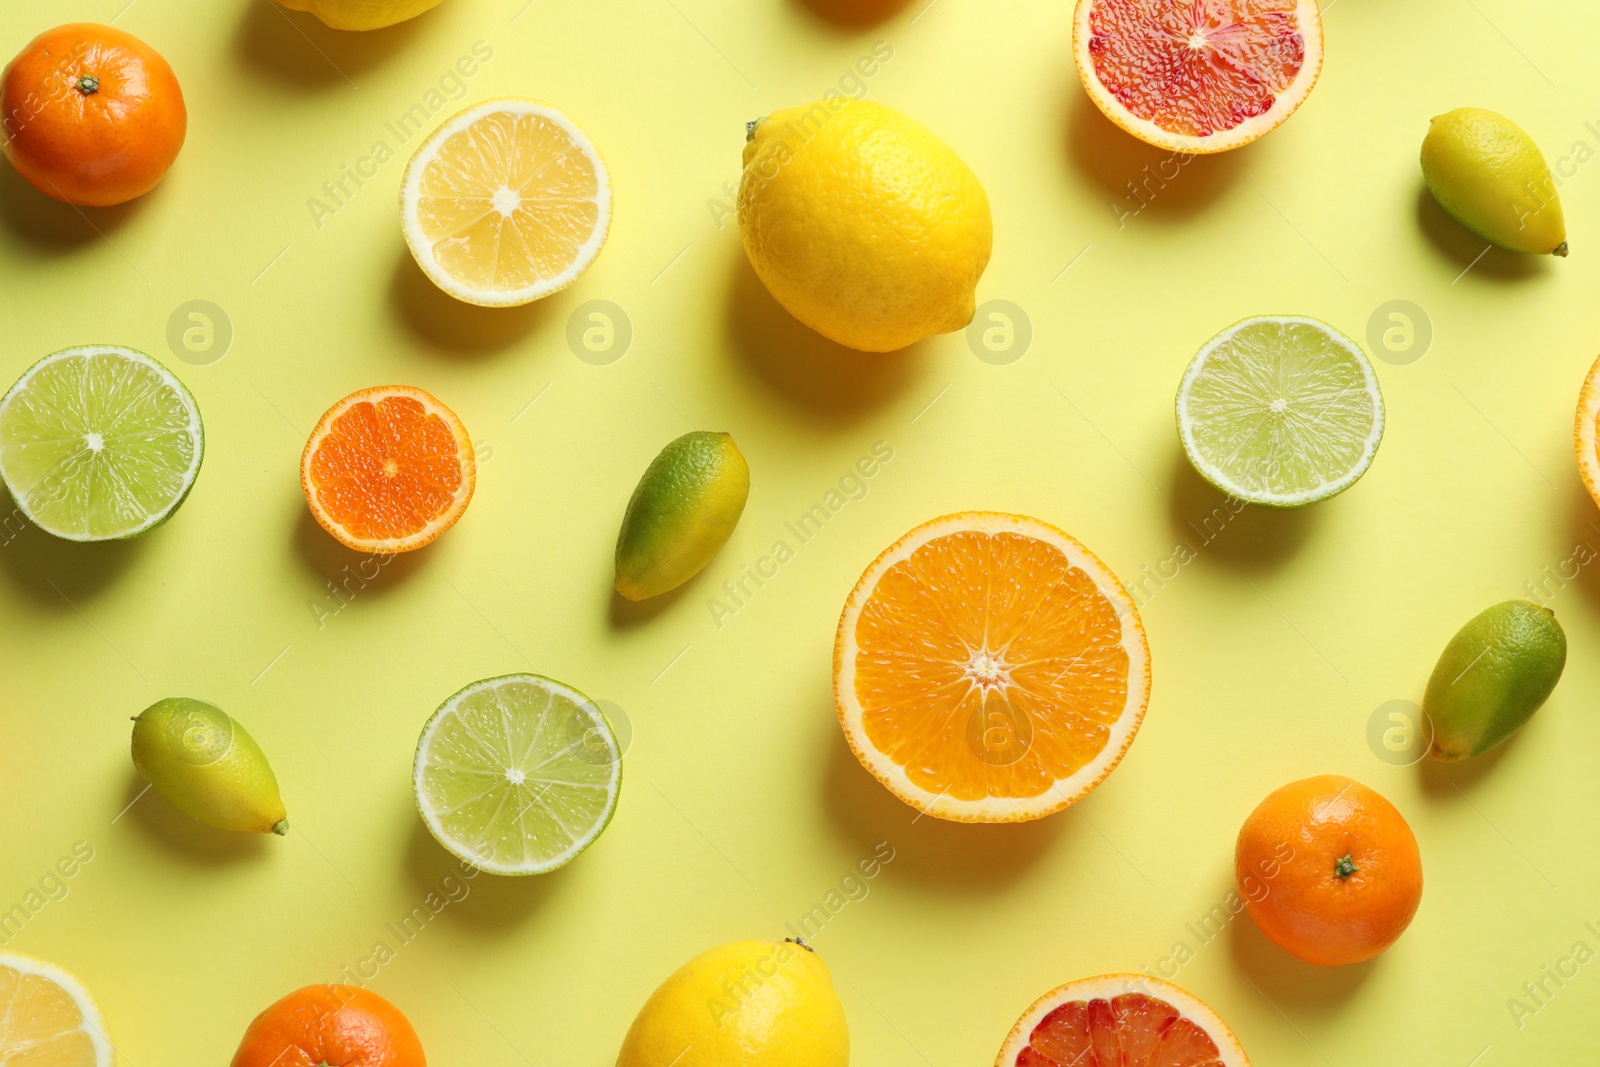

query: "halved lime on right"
xmin=414 ymin=674 xmax=622 ymax=875
xmin=1176 ymin=316 xmax=1384 ymax=507
xmin=0 ymin=345 xmax=204 ymax=541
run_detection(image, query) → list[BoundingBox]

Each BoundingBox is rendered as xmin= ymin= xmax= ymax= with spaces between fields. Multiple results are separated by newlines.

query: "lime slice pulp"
xmin=0 ymin=346 xmax=204 ymax=541
xmin=414 ymin=674 xmax=622 ymax=875
xmin=1176 ymin=316 xmax=1384 ymax=507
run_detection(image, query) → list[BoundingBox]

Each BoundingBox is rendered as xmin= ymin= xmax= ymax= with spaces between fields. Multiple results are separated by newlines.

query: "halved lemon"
xmin=1073 ymin=0 xmax=1323 ymax=154
xmin=400 ymin=99 xmax=612 ymax=307
xmin=996 ymin=974 xmax=1249 ymax=1067
xmin=0 ymin=953 xmax=114 ymax=1067
xmin=834 ymin=512 xmax=1151 ymax=824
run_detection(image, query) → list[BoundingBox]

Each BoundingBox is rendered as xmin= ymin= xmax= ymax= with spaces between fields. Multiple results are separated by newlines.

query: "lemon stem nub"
xmin=745 ymin=118 xmax=764 ymax=142
xmin=1334 ymin=853 xmax=1358 ymax=880
xmin=76 ymin=74 xmax=98 ymax=95
xmin=272 ymin=819 xmax=289 ymax=836
xmin=1555 ymin=242 xmax=1569 ymax=258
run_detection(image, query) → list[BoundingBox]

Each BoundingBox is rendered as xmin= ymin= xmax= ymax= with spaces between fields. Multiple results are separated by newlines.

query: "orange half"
xmin=1073 ymin=0 xmax=1323 ymax=154
xmin=996 ymin=975 xmax=1250 ymax=1067
xmin=301 ymin=385 xmax=474 ymax=554
xmin=1575 ymin=353 xmax=1600 ymax=509
xmin=833 ymin=512 xmax=1150 ymax=823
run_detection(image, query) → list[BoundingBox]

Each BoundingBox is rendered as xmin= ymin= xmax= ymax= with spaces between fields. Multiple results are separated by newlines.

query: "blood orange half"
xmin=996 ymin=975 xmax=1250 ymax=1067
xmin=834 ymin=513 xmax=1150 ymax=823
xmin=301 ymin=385 xmax=475 ymax=554
xmin=1073 ymin=0 xmax=1323 ymax=154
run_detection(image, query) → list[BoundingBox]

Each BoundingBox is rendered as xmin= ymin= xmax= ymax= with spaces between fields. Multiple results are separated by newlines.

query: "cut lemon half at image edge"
xmin=400 ymin=98 xmax=612 ymax=308
xmin=414 ymin=674 xmax=622 ymax=875
xmin=0 ymin=952 xmax=116 ymax=1067
xmin=0 ymin=345 xmax=203 ymax=542
xmin=1176 ymin=316 xmax=1384 ymax=508
xmin=1573 ymin=352 xmax=1600 ymax=509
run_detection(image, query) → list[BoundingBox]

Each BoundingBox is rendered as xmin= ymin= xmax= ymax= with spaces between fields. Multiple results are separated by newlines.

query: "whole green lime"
xmin=131 ymin=698 xmax=288 ymax=833
xmin=615 ymin=432 xmax=750 ymax=601
xmin=1424 ymin=600 xmax=1566 ymax=761
xmin=1421 ymin=108 xmax=1567 ymax=256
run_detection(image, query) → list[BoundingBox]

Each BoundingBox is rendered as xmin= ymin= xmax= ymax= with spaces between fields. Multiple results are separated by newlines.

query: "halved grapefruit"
xmin=1073 ymin=0 xmax=1323 ymax=154
xmin=834 ymin=513 xmax=1150 ymax=824
xmin=996 ymin=974 xmax=1250 ymax=1067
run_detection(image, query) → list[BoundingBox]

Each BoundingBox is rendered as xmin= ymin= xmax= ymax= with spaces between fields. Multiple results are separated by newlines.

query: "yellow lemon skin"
xmin=1421 ymin=108 xmax=1568 ymax=256
xmin=616 ymin=941 xmax=848 ymax=1067
xmin=131 ymin=698 xmax=289 ymax=834
xmin=275 ymin=0 xmax=444 ymax=30
xmin=739 ymin=99 xmax=992 ymax=352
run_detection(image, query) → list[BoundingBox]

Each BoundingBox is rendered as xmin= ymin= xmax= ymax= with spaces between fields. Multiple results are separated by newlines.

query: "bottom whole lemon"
xmin=275 ymin=0 xmax=444 ymax=30
xmin=739 ymin=98 xmax=992 ymax=353
xmin=616 ymin=940 xmax=848 ymax=1067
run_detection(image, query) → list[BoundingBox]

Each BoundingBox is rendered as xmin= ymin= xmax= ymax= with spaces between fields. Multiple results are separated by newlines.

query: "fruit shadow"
xmin=1164 ymin=448 xmax=1317 ymax=574
xmin=389 ymin=248 xmax=553 ymax=359
xmin=0 ymin=163 xmax=147 ymax=249
xmin=1415 ymin=734 xmax=1517 ymax=799
xmin=402 ymin=814 xmax=559 ymax=933
xmin=1224 ymin=892 xmax=1376 ymax=1019
xmin=607 ymin=580 xmax=696 ymax=630
xmin=820 ymin=727 xmax=1074 ymax=893
xmin=793 ymin=0 xmax=913 ymax=29
xmin=1413 ymin=186 xmax=1548 ymax=282
xmin=120 ymin=769 xmax=275 ymax=866
xmin=291 ymin=503 xmax=430 ymax=595
xmin=1063 ymin=92 xmax=1244 ymax=222
xmin=722 ymin=252 xmax=923 ymax=426
xmin=0 ymin=518 xmax=144 ymax=607
xmin=1562 ymin=484 xmax=1600 ymax=617
xmin=233 ymin=0 xmax=431 ymax=90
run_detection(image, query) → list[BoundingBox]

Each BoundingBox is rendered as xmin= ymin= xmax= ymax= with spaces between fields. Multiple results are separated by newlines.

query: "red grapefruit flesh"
xmin=1073 ymin=0 xmax=1323 ymax=153
xmin=997 ymin=975 xmax=1249 ymax=1067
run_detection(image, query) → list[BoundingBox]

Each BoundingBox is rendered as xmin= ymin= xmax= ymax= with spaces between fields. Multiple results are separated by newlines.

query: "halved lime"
xmin=1176 ymin=316 xmax=1384 ymax=507
xmin=0 ymin=346 xmax=204 ymax=541
xmin=414 ymin=674 xmax=622 ymax=875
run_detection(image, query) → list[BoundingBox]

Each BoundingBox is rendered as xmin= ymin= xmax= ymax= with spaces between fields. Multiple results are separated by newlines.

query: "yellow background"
xmin=2 ymin=0 xmax=1599 ymax=1064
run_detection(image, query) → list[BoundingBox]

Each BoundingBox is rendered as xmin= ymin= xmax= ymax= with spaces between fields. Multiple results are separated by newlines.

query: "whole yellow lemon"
xmin=739 ymin=99 xmax=992 ymax=353
xmin=275 ymin=0 xmax=444 ymax=30
xmin=615 ymin=940 xmax=848 ymax=1067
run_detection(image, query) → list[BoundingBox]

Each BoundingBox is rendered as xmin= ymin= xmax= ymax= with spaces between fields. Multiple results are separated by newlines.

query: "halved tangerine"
xmin=300 ymin=385 xmax=474 ymax=554
xmin=996 ymin=974 xmax=1250 ymax=1067
xmin=1072 ymin=0 xmax=1323 ymax=154
xmin=833 ymin=512 xmax=1150 ymax=823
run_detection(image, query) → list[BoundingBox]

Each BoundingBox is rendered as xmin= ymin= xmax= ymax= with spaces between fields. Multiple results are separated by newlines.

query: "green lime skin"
xmin=1421 ymin=108 xmax=1568 ymax=256
xmin=1424 ymin=601 xmax=1566 ymax=761
xmin=615 ymin=432 xmax=750 ymax=601
xmin=131 ymin=698 xmax=288 ymax=834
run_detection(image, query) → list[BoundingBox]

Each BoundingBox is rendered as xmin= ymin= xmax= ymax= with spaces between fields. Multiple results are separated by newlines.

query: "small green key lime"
xmin=131 ymin=698 xmax=288 ymax=834
xmin=615 ymin=431 xmax=750 ymax=600
xmin=1421 ymin=108 xmax=1568 ymax=256
xmin=1424 ymin=600 xmax=1566 ymax=761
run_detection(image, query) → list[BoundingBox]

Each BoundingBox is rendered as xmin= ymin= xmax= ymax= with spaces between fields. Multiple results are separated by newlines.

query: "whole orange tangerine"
xmin=231 ymin=984 xmax=426 ymax=1067
xmin=1235 ymin=774 xmax=1422 ymax=967
xmin=1 ymin=23 xmax=186 ymax=206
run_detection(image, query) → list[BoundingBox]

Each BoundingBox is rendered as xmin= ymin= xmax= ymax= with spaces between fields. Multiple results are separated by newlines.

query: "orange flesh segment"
xmin=1020 ymin=994 xmax=1224 ymax=1067
xmin=1088 ymin=0 xmax=1305 ymax=137
xmin=416 ymin=112 xmax=601 ymax=291
xmin=309 ymin=395 xmax=465 ymax=542
xmin=852 ymin=531 xmax=1130 ymax=802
